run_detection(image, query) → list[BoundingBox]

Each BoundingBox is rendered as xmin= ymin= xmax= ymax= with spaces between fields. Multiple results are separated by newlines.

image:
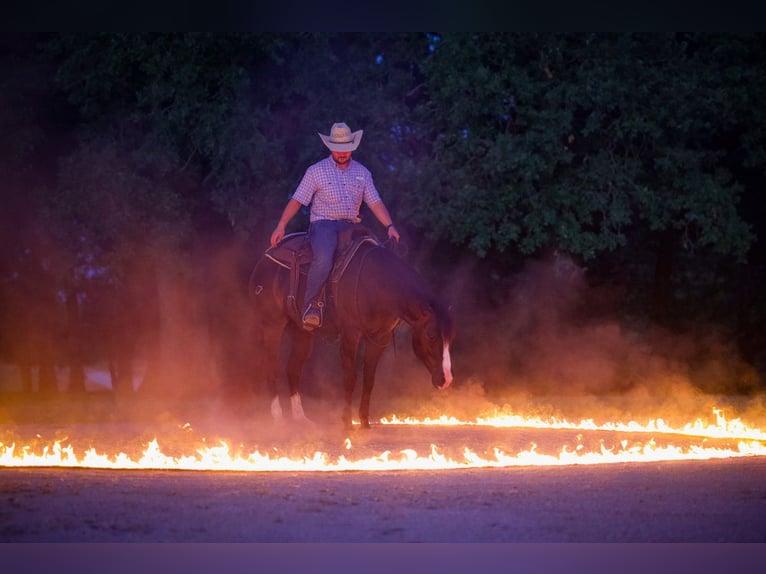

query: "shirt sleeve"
xmin=362 ymin=168 xmax=382 ymax=206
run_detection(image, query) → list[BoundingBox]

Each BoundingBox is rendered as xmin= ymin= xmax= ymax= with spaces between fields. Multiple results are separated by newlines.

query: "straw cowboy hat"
xmin=319 ymin=122 xmax=363 ymax=152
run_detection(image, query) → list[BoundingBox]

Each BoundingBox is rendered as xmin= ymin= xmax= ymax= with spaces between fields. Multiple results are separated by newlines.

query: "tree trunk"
xmin=65 ymin=289 xmax=86 ymax=394
xmin=109 ymin=340 xmax=134 ymax=395
xmin=19 ymin=363 xmax=33 ymax=393
xmin=37 ymin=355 xmax=57 ymax=396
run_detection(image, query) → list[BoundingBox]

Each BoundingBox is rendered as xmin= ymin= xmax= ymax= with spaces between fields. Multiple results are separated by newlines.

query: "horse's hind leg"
xmin=259 ymin=321 xmax=286 ymax=422
xmin=340 ymin=333 xmax=360 ymax=430
xmin=285 ymin=325 xmax=314 ymax=423
xmin=359 ymin=337 xmax=390 ymax=429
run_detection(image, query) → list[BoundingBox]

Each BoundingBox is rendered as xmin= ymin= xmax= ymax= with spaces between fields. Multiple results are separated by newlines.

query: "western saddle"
xmin=263 ymin=225 xmax=380 ymax=327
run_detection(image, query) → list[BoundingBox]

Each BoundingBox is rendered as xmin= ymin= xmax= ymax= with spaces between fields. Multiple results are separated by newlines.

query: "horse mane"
xmin=362 ymin=246 xmax=454 ymax=341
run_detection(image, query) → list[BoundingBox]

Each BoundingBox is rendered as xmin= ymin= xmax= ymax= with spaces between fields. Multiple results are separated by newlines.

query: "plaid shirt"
xmin=292 ymin=156 xmax=382 ymax=222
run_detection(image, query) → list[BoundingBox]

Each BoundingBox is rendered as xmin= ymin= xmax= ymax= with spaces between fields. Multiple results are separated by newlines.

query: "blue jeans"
xmin=304 ymin=219 xmax=355 ymax=307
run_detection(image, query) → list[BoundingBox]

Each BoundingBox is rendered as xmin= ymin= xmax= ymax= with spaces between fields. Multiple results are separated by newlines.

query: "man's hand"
xmin=270 ymin=225 xmax=285 ymax=248
xmin=270 ymin=199 xmax=302 ymax=247
xmin=387 ymin=224 xmax=400 ymax=243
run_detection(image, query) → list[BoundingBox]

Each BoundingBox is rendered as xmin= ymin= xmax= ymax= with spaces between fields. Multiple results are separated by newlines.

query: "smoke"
xmin=2 ymin=228 xmax=765 ymax=434
xmin=344 ymin=250 xmax=766 ymax=427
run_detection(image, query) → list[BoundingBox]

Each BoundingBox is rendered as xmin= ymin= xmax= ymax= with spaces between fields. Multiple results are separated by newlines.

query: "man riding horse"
xmin=270 ymin=122 xmax=401 ymax=330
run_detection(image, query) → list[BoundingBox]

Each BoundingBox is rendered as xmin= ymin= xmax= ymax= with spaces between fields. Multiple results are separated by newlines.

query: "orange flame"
xmin=381 ymin=407 xmax=766 ymax=441
xmin=1 ymin=407 xmax=764 ymax=472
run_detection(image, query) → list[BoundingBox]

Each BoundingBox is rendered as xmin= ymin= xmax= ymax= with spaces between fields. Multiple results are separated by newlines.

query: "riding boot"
xmin=302 ymin=299 xmax=324 ymax=330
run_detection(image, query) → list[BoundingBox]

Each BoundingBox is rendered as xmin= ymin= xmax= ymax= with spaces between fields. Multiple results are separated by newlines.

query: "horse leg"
xmin=259 ymin=322 xmax=287 ymax=422
xmin=339 ymin=333 xmax=360 ymax=430
xmin=285 ymin=324 xmax=315 ymax=423
xmin=359 ymin=338 xmax=390 ymax=429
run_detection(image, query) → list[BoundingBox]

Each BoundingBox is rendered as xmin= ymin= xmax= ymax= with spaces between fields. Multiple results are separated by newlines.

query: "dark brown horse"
xmin=248 ymin=229 xmax=454 ymax=429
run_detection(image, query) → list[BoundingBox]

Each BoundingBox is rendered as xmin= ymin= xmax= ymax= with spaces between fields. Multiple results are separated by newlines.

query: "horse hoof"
xmin=359 ymin=418 xmax=371 ymax=430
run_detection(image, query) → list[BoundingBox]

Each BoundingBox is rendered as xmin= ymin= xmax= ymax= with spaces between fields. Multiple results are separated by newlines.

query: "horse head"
xmin=409 ymin=298 xmax=455 ymax=390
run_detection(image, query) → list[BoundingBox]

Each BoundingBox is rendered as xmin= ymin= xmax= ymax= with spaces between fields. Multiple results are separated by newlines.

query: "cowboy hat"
xmin=319 ymin=122 xmax=363 ymax=152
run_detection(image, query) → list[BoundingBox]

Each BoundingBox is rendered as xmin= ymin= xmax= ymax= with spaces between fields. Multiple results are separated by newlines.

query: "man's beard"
xmin=333 ymin=154 xmax=351 ymax=166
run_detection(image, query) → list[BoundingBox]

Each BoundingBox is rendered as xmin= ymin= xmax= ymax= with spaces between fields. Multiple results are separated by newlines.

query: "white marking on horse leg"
xmin=290 ymin=393 xmax=308 ymax=421
xmin=270 ymin=396 xmax=283 ymax=420
xmin=442 ymin=344 xmax=453 ymax=388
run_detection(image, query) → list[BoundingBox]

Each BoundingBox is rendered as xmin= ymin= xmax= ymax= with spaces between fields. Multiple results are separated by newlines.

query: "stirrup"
xmin=302 ymin=301 xmax=324 ymax=330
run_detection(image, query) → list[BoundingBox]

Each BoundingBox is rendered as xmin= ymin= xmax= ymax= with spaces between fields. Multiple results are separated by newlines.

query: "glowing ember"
xmin=1 ymin=408 xmax=764 ymax=472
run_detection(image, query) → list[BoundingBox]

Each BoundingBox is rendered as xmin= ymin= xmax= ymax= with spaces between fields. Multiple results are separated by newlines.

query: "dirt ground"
xmin=1 ymin=459 xmax=766 ymax=542
xmin=2 ymin=392 xmax=766 ymax=546
xmin=2 ymin=395 xmax=766 ymax=574
xmin=2 ymin=444 xmax=766 ymax=542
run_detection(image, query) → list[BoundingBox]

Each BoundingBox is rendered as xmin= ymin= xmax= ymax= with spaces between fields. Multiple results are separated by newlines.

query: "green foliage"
xmin=7 ymin=33 xmax=766 ymax=289
xmin=414 ymin=33 xmax=763 ymax=262
xmin=45 ymin=33 xmax=257 ymax=164
xmin=53 ymin=130 xmax=188 ymax=251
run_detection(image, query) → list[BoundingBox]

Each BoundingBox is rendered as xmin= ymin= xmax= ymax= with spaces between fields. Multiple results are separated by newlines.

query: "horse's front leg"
xmin=285 ymin=324 xmax=315 ymax=423
xmin=340 ymin=333 xmax=360 ymax=430
xmin=359 ymin=336 xmax=391 ymax=429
